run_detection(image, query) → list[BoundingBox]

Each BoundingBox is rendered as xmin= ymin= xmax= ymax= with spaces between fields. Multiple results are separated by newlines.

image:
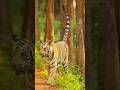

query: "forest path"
xmin=35 ymin=68 xmax=58 ymax=90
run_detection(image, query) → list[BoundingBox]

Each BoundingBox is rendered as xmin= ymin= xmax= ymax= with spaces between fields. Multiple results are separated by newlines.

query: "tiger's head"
xmin=40 ymin=40 xmax=53 ymax=58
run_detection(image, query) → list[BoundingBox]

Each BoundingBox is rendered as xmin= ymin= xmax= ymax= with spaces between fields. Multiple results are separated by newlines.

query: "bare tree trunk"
xmin=0 ymin=0 xmax=12 ymax=34
xmin=35 ymin=0 xmax=40 ymax=41
xmin=98 ymin=1 xmax=120 ymax=90
xmin=115 ymin=0 xmax=120 ymax=86
xmin=60 ymin=0 xmax=67 ymax=40
xmin=45 ymin=0 xmax=54 ymax=42
xmin=66 ymin=0 xmax=74 ymax=63
xmin=76 ymin=0 xmax=85 ymax=73
xmin=85 ymin=0 xmax=96 ymax=90
xmin=0 ymin=0 xmax=13 ymax=51
xmin=22 ymin=0 xmax=35 ymax=42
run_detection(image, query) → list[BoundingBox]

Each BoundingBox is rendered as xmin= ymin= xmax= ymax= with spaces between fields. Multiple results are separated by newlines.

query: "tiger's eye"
xmin=43 ymin=48 xmax=46 ymax=50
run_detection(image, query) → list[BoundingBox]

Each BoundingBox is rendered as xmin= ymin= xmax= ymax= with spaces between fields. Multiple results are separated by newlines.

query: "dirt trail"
xmin=35 ymin=68 xmax=58 ymax=90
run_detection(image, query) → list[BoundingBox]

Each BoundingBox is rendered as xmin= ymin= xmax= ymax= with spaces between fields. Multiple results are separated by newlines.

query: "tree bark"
xmin=22 ymin=0 xmax=35 ymax=42
xmin=85 ymin=0 xmax=96 ymax=90
xmin=35 ymin=0 xmax=40 ymax=41
xmin=66 ymin=0 xmax=74 ymax=63
xmin=0 ymin=0 xmax=13 ymax=51
xmin=76 ymin=0 xmax=85 ymax=73
xmin=60 ymin=0 xmax=67 ymax=40
xmin=114 ymin=0 xmax=120 ymax=86
xmin=98 ymin=1 xmax=120 ymax=90
xmin=45 ymin=0 xmax=54 ymax=42
xmin=0 ymin=0 xmax=12 ymax=34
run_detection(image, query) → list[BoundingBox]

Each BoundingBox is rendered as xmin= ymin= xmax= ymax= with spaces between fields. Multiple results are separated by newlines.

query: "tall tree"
xmin=115 ymin=0 xmax=120 ymax=84
xmin=45 ymin=0 xmax=54 ymax=42
xmin=35 ymin=0 xmax=40 ymax=41
xmin=85 ymin=0 xmax=96 ymax=90
xmin=60 ymin=0 xmax=67 ymax=40
xmin=0 ymin=0 xmax=12 ymax=34
xmin=76 ymin=0 xmax=85 ymax=73
xmin=98 ymin=1 xmax=120 ymax=90
xmin=22 ymin=0 xmax=35 ymax=41
xmin=0 ymin=0 xmax=13 ymax=51
xmin=66 ymin=0 xmax=74 ymax=63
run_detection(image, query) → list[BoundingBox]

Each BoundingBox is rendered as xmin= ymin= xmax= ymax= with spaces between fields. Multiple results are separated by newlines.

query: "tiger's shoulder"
xmin=50 ymin=41 xmax=68 ymax=57
xmin=51 ymin=41 xmax=68 ymax=49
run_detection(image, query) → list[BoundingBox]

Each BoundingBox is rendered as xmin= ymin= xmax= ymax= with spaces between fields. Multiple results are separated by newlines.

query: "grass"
xmin=0 ymin=50 xmax=26 ymax=90
xmin=55 ymin=72 xmax=85 ymax=90
xmin=35 ymin=45 xmax=47 ymax=69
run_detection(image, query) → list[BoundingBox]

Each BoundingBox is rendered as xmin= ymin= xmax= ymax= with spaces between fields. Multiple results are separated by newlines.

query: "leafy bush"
xmin=54 ymin=64 xmax=85 ymax=90
xmin=55 ymin=71 xmax=85 ymax=90
xmin=0 ymin=51 xmax=26 ymax=90
xmin=35 ymin=46 xmax=46 ymax=69
xmin=39 ymin=70 xmax=49 ymax=79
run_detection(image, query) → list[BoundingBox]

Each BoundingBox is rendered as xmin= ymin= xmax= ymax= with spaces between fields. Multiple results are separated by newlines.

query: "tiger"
xmin=12 ymin=34 xmax=34 ymax=89
xmin=40 ymin=6 xmax=70 ymax=84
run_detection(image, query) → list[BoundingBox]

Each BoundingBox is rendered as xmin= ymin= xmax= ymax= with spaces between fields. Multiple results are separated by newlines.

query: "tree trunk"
xmin=60 ymin=0 xmax=67 ymax=40
xmin=0 ymin=0 xmax=13 ymax=51
xmin=85 ymin=0 xmax=96 ymax=90
xmin=76 ymin=0 xmax=85 ymax=73
xmin=0 ymin=0 xmax=12 ymax=34
xmin=45 ymin=0 xmax=54 ymax=42
xmin=115 ymin=0 xmax=120 ymax=86
xmin=22 ymin=0 xmax=35 ymax=42
xmin=98 ymin=1 xmax=120 ymax=90
xmin=66 ymin=0 xmax=74 ymax=63
xmin=35 ymin=0 xmax=40 ymax=41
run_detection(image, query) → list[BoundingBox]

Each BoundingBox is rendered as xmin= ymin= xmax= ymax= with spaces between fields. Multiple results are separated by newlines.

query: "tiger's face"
xmin=40 ymin=41 xmax=52 ymax=58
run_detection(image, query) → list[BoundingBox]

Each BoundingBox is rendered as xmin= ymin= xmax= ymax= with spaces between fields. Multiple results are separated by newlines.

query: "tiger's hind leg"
xmin=63 ymin=43 xmax=69 ymax=73
xmin=47 ymin=58 xmax=57 ymax=85
xmin=63 ymin=62 xmax=68 ymax=73
xmin=62 ymin=57 xmax=69 ymax=73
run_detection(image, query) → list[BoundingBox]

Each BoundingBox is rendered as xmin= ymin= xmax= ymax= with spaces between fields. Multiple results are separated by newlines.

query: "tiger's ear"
xmin=39 ymin=40 xmax=43 ymax=44
xmin=48 ymin=40 xmax=52 ymax=45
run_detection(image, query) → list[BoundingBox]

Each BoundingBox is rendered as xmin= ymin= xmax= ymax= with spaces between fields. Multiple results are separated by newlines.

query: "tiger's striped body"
xmin=12 ymin=36 xmax=34 ymax=75
xmin=12 ymin=35 xmax=34 ymax=89
xmin=40 ymin=6 xmax=70 ymax=84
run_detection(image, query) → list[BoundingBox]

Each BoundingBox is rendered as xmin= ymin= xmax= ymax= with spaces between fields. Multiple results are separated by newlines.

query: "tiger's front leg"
xmin=47 ymin=58 xmax=57 ymax=85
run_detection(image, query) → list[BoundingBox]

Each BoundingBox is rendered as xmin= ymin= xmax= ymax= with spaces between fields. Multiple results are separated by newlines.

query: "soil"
xmin=35 ymin=68 xmax=59 ymax=90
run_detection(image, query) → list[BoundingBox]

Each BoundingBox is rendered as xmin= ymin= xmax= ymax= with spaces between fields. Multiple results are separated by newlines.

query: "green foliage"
xmin=0 ymin=51 xmax=26 ymax=90
xmin=54 ymin=19 xmax=61 ymax=41
xmin=8 ymin=0 xmax=24 ymax=34
xmin=55 ymin=70 xmax=85 ymax=90
xmin=39 ymin=17 xmax=61 ymax=41
xmin=39 ymin=70 xmax=49 ymax=79
xmin=35 ymin=41 xmax=46 ymax=69
xmin=39 ymin=17 xmax=46 ymax=39
xmin=39 ymin=0 xmax=46 ymax=16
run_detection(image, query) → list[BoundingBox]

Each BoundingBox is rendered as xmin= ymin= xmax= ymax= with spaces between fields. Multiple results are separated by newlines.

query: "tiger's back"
xmin=54 ymin=41 xmax=68 ymax=63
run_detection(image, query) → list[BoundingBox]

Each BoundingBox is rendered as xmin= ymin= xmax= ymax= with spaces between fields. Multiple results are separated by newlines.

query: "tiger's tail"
xmin=62 ymin=6 xmax=70 ymax=42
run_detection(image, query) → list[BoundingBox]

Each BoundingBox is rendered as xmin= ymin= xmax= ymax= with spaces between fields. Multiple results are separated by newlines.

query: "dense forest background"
xmin=35 ymin=0 xmax=85 ymax=90
xmin=35 ymin=0 xmax=85 ymax=69
xmin=0 ymin=0 xmax=120 ymax=90
xmin=0 ymin=0 xmax=34 ymax=90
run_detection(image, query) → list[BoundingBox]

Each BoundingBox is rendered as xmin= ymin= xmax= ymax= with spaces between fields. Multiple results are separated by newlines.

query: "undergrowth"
xmin=55 ymin=72 xmax=85 ymax=90
xmin=0 ymin=50 xmax=26 ymax=90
